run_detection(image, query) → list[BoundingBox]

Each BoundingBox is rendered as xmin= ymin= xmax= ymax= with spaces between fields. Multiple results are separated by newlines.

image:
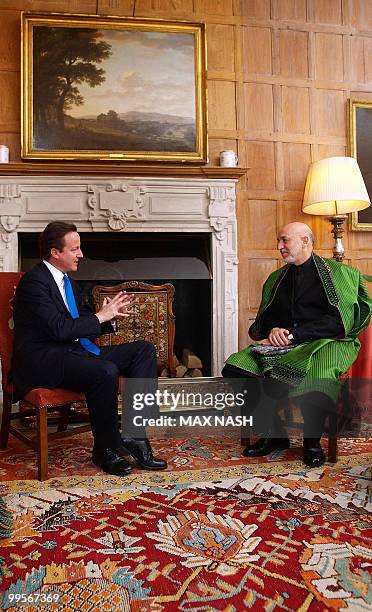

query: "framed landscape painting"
xmin=21 ymin=13 xmax=207 ymax=163
xmin=348 ymin=99 xmax=372 ymax=230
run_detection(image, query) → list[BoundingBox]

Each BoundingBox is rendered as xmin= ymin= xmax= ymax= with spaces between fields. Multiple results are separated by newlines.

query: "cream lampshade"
xmin=302 ymin=156 xmax=370 ymax=261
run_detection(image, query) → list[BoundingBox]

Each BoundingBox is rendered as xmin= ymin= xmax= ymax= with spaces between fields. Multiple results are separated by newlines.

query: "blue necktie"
xmin=63 ymin=274 xmax=100 ymax=355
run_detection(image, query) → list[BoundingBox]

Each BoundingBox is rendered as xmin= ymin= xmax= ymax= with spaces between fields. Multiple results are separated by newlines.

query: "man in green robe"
xmin=223 ymin=222 xmax=372 ymax=467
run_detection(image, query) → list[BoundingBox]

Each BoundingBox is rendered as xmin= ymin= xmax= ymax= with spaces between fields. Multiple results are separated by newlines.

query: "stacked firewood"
xmin=159 ymin=348 xmax=203 ymax=378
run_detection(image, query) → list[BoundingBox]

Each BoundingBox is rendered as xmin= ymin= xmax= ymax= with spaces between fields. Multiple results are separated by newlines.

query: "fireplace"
xmin=0 ymin=175 xmax=238 ymax=375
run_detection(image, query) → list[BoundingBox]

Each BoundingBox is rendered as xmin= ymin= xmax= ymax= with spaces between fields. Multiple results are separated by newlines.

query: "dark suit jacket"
xmin=12 ymin=261 xmax=112 ymax=400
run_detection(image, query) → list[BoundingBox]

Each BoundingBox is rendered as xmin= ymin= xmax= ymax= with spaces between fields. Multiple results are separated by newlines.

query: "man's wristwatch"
xmin=287 ymin=333 xmax=294 ymax=342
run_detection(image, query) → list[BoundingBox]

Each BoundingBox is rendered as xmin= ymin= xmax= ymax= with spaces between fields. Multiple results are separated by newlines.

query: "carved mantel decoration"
xmin=0 ymin=175 xmax=238 ymax=374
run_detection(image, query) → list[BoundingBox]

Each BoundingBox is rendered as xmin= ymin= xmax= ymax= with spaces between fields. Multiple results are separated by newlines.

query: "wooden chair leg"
xmin=0 ymin=391 xmax=12 ymax=448
xmin=37 ymin=406 xmax=49 ymax=481
xmin=328 ymin=411 xmax=338 ymax=463
xmin=57 ymin=405 xmax=71 ymax=432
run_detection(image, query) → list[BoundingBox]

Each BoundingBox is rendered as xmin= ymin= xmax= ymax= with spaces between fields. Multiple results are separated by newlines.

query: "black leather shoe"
xmin=303 ymin=441 xmax=325 ymax=468
xmin=243 ymin=437 xmax=290 ymax=457
xmin=120 ymin=437 xmax=167 ymax=470
xmin=92 ymin=447 xmax=133 ymax=476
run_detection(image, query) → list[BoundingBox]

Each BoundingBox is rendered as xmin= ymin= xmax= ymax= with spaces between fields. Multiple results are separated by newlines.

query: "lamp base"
xmin=328 ymin=214 xmax=347 ymax=262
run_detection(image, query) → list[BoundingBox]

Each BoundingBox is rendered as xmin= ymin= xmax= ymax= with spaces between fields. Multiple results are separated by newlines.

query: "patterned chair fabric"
xmin=0 ymin=272 xmax=88 ymax=481
xmin=92 ymin=281 xmax=176 ymax=377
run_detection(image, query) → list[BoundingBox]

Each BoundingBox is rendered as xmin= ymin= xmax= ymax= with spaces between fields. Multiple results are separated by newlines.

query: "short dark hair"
xmin=39 ymin=221 xmax=77 ymax=260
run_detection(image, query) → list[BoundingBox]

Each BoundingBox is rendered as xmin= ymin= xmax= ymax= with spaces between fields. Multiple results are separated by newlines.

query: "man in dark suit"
xmin=12 ymin=221 xmax=167 ymax=476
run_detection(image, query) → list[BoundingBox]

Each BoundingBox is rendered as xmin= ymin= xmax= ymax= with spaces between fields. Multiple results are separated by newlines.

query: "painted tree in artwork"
xmin=33 ymin=27 xmax=112 ymax=130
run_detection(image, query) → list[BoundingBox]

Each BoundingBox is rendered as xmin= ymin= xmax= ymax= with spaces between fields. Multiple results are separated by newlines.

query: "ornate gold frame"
xmin=348 ymin=99 xmax=372 ymax=230
xmin=21 ymin=12 xmax=207 ymax=163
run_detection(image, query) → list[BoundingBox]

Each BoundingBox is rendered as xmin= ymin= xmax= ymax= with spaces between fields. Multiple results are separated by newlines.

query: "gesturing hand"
xmin=96 ymin=291 xmax=136 ymax=324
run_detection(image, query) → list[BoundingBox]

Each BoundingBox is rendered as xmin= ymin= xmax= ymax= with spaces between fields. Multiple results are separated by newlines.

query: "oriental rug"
xmin=0 ymin=435 xmax=371 ymax=611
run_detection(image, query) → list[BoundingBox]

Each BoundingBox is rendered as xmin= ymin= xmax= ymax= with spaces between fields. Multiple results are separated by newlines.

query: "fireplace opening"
xmin=19 ymin=232 xmax=212 ymax=376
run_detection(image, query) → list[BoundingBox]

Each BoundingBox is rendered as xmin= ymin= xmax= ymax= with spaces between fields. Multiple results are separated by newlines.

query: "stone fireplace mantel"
xmin=0 ymin=174 xmax=238 ymax=375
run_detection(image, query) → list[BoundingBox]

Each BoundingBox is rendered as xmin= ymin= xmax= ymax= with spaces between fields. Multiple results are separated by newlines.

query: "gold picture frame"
xmin=348 ymin=99 xmax=372 ymax=230
xmin=21 ymin=12 xmax=207 ymax=163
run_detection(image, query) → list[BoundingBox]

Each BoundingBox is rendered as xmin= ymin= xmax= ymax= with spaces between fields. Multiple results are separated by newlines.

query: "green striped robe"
xmin=226 ymin=254 xmax=372 ymax=400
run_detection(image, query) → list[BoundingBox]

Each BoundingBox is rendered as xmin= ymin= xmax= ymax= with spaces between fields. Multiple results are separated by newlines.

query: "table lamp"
xmin=302 ymin=156 xmax=370 ymax=261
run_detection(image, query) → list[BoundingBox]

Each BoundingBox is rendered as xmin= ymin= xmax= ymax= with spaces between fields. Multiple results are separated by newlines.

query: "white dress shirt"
xmin=43 ymin=260 xmax=69 ymax=310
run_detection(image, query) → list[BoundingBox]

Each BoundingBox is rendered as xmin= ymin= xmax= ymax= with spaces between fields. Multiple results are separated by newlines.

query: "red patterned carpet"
xmin=0 ymin=430 xmax=370 ymax=482
xmin=0 ymin=434 xmax=371 ymax=611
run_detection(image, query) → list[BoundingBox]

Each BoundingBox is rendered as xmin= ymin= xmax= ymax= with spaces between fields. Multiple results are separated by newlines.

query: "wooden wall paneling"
xmin=349 ymin=90 xmax=372 ymax=102
xmin=0 ymin=10 xmax=20 ymax=71
xmin=234 ymin=20 xmax=244 ymax=122
xmin=308 ymin=29 xmax=316 ymax=81
xmin=236 ymin=188 xmax=249 ymax=259
xmin=238 ymin=316 xmax=250 ymax=349
xmin=133 ymin=0 xmax=194 ymax=17
xmin=194 ymin=0 xmax=234 ymax=16
xmin=274 ymin=141 xmax=285 ymax=192
xmin=313 ymin=89 xmax=346 ymax=137
xmin=234 ymin=18 xmax=246 ymax=185
xmin=272 ymin=0 xmax=307 ymax=22
xmin=349 ymin=230 xmax=372 ymax=252
xmin=312 ymin=0 xmax=343 ymax=25
xmin=279 ymin=30 xmax=309 ymax=78
xmin=315 ymin=33 xmax=344 ymax=82
xmin=0 ymin=72 xmax=20 ymax=134
xmin=245 ymin=199 xmax=277 ymax=249
xmin=245 ymin=258 xmax=278 ymax=311
xmin=232 ymin=0 xmax=242 ymax=17
xmin=206 ymin=24 xmax=235 ymax=72
xmin=350 ymin=37 xmax=372 ymax=85
xmin=282 ymin=142 xmax=311 ymax=191
xmin=245 ymin=141 xmax=276 ymax=190
xmin=238 ymin=257 xmax=278 ymax=348
xmin=207 ymin=81 xmax=237 ymax=132
xmin=271 ymin=26 xmax=280 ymax=76
xmin=237 ymin=139 xmax=247 ymax=187
xmin=5 ymin=0 xmax=97 ymax=11
xmin=315 ymin=144 xmax=346 ymax=160
xmin=350 ymin=0 xmax=372 ymax=31
xmin=244 ymin=82 xmax=274 ymax=133
xmin=273 ymin=84 xmax=283 ymax=135
xmin=308 ymin=86 xmax=317 ymax=147
xmin=241 ymin=0 xmax=271 ymax=20
xmin=277 ymin=200 xmax=312 ymax=231
xmin=282 ymin=86 xmax=310 ymax=135
xmin=97 ymin=1 xmax=136 ymax=15
xmin=350 ymin=37 xmax=367 ymax=86
xmin=350 ymin=257 xmax=372 ymax=281
xmin=343 ymin=28 xmax=352 ymax=89
xmin=242 ymin=26 xmax=272 ymax=76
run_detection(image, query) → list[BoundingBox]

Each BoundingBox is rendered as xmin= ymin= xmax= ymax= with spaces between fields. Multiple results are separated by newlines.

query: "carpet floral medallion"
xmin=0 ymin=435 xmax=371 ymax=611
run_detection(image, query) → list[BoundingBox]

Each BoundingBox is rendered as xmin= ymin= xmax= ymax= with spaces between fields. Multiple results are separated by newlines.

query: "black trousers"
xmin=61 ymin=340 xmax=157 ymax=448
xmin=222 ymin=364 xmax=332 ymax=440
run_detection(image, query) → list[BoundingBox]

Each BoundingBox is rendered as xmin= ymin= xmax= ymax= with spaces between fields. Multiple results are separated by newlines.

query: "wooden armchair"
xmin=92 ymin=281 xmax=176 ymax=377
xmin=0 ymin=272 xmax=89 ymax=481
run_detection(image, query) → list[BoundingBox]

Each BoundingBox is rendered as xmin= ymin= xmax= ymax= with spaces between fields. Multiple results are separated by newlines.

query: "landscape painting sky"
xmin=68 ymin=29 xmax=196 ymax=119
